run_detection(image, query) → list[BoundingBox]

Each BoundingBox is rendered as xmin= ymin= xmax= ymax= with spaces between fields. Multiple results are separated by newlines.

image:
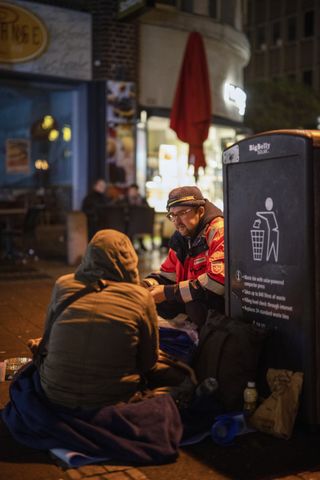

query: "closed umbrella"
xmin=170 ymin=31 xmax=212 ymax=180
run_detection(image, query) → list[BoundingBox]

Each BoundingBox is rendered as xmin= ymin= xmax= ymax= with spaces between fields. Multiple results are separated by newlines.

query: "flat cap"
xmin=166 ymin=186 xmax=206 ymax=210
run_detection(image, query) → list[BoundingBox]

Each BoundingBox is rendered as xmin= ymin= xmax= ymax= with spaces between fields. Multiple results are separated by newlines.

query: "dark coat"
xmin=39 ymin=229 xmax=159 ymax=409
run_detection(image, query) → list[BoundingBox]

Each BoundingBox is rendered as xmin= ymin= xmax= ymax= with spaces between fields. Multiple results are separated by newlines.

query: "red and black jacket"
xmin=145 ymin=201 xmax=224 ymax=309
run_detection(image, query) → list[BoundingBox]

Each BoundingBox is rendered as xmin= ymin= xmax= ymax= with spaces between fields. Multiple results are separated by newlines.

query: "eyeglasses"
xmin=166 ymin=208 xmax=194 ymax=222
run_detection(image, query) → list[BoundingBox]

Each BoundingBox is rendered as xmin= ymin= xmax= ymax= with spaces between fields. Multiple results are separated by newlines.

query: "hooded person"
xmin=143 ymin=186 xmax=225 ymax=330
xmin=3 ymin=230 xmax=216 ymax=465
xmin=38 ymin=229 xmax=160 ymax=410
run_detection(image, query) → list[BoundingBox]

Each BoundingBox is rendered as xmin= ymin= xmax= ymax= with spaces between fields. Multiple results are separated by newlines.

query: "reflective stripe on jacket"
xmin=146 ymin=212 xmax=224 ymax=307
xmin=161 ymin=216 xmax=224 ymax=302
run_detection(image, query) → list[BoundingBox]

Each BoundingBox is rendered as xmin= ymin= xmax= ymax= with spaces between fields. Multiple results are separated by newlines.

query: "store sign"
xmin=224 ymin=83 xmax=247 ymax=116
xmin=0 ymin=2 xmax=48 ymax=63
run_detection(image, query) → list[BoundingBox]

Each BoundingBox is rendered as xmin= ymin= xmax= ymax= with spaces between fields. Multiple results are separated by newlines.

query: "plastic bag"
xmin=249 ymin=368 xmax=303 ymax=439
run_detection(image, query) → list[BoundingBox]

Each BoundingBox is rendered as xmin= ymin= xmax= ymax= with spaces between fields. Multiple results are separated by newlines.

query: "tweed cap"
xmin=166 ymin=186 xmax=206 ymax=210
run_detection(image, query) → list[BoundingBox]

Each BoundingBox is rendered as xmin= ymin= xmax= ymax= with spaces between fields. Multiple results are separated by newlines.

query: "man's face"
xmin=95 ymin=180 xmax=107 ymax=194
xmin=128 ymin=186 xmax=138 ymax=198
xmin=167 ymin=205 xmax=204 ymax=237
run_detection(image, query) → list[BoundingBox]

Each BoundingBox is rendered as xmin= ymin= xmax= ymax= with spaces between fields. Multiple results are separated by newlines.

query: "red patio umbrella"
xmin=170 ymin=31 xmax=212 ymax=180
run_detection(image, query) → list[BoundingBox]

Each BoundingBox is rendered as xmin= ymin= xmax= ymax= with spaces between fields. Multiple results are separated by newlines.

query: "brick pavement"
xmin=1 ymin=259 xmax=320 ymax=480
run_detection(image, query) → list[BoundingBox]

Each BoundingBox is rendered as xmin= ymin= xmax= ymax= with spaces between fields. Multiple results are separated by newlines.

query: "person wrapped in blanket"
xmin=3 ymin=230 xmax=223 ymax=460
xmin=33 ymin=229 xmax=195 ymax=409
xmin=142 ymin=186 xmax=225 ymax=331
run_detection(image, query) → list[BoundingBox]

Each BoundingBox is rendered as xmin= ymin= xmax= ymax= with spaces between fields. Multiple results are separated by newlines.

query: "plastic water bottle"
xmin=243 ymin=381 xmax=258 ymax=416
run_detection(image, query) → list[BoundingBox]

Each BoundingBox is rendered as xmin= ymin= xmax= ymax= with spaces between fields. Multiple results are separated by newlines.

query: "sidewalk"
xmin=1 ymin=257 xmax=320 ymax=480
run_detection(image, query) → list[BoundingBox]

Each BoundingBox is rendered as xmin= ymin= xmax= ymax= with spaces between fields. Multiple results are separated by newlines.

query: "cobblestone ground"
xmin=1 ymin=257 xmax=320 ymax=480
xmin=62 ymin=464 xmax=149 ymax=480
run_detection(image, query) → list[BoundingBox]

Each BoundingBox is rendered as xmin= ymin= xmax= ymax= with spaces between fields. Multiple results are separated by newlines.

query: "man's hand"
xmin=149 ymin=285 xmax=166 ymax=304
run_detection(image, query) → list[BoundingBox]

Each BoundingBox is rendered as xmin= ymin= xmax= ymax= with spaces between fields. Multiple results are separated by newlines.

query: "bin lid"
xmin=252 ymin=129 xmax=320 ymax=148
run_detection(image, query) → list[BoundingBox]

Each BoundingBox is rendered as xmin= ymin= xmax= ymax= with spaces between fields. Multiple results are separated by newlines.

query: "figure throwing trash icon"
xmin=251 ymin=197 xmax=279 ymax=262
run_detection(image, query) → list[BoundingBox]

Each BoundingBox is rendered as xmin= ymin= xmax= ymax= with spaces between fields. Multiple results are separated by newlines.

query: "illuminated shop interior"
xmin=138 ymin=115 xmax=245 ymax=212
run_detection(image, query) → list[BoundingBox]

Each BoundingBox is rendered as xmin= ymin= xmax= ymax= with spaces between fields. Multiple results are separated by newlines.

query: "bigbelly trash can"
xmin=223 ymin=130 xmax=320 ymax=426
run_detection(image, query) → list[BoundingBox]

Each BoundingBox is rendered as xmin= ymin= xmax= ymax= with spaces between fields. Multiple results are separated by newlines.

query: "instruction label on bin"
xmin=234 ymin=271 xmax=294 ymax=321
xmin=225 ymin=153 xmax=307 ymax=327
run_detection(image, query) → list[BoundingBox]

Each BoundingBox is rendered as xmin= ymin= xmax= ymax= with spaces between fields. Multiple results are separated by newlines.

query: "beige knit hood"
xmin=75 ymin=229 xmax=139 ymax=284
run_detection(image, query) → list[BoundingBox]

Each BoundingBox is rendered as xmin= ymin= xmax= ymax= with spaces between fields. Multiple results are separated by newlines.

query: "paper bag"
xmin=249 ymin=368 xmax=303 ymax=439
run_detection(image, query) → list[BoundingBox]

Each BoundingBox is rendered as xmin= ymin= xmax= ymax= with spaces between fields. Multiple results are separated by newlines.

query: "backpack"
xmin=191 ymin=310 xmax=270 ymax=412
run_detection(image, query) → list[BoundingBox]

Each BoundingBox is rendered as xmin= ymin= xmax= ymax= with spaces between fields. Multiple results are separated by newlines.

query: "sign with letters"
xmin=223 ymin=132 xmax=320 ymax=425
xmin=0 ymin=1 xmax=91 ymax=80
xmin=0 ymin=1 xmax=48 ymax=63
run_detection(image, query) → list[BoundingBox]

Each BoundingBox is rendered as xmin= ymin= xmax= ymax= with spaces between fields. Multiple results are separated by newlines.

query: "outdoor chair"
xmin=1 ymin=205 xmax=44 ymax=262
xmin=126 ymin=205 xmax=155 ymax=237
xmin=95 ymin=205 xmax=155 ymax=251
xmin=96 ymin=205 xmax=127 ymax=233
xmin=126 ymin=205 xmax=155 ymax=251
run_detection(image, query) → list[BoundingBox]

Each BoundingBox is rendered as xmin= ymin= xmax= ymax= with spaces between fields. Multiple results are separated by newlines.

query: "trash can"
xmin=223 ymin=130 xmax=320 ymax=425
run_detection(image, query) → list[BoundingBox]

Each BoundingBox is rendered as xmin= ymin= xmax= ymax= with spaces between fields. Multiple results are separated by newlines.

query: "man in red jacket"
xmin=143 ymin=186 xmax=224 ymax=330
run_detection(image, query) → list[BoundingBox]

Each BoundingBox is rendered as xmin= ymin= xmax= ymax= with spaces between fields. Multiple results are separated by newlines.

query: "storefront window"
xmin=142 ymin=116 xmax=243 ymax=212
xmin=0 ymin=80 xmax=76 ymax=217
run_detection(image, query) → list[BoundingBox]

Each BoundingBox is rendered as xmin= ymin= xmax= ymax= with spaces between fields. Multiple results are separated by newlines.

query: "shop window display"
xmin=0 ymin=81 xmax=75 ymax=217
xmin=106 ymin=80 xmax=137 ymax=187
xmin=142 ymin=116 xmax=243 ymax=213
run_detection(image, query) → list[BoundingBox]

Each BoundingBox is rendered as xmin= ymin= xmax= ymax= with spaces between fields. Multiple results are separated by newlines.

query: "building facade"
xmin=0 ymin=0 xmax=250 ymax=217
xmin=136 ymin=1 xmax=250 ymax=211
xmin=245 ymin=0 xmax=320 ymax=90
xmin=0 ymin=0 xmax=92 ymax=218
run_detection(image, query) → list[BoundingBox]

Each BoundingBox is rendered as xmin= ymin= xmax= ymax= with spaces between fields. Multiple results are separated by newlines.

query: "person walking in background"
xmin=117 ymin=183 xmax=150 ymax=251
xmin=142 ymin=186 xmax=224 ymax=330
xmin=116 ymin=183 xmax=148 ymax=207
xmin=126 ymin=183 xmax=148 ymax=206
xmin=81 ymin=178 xmax=110 ymax=240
